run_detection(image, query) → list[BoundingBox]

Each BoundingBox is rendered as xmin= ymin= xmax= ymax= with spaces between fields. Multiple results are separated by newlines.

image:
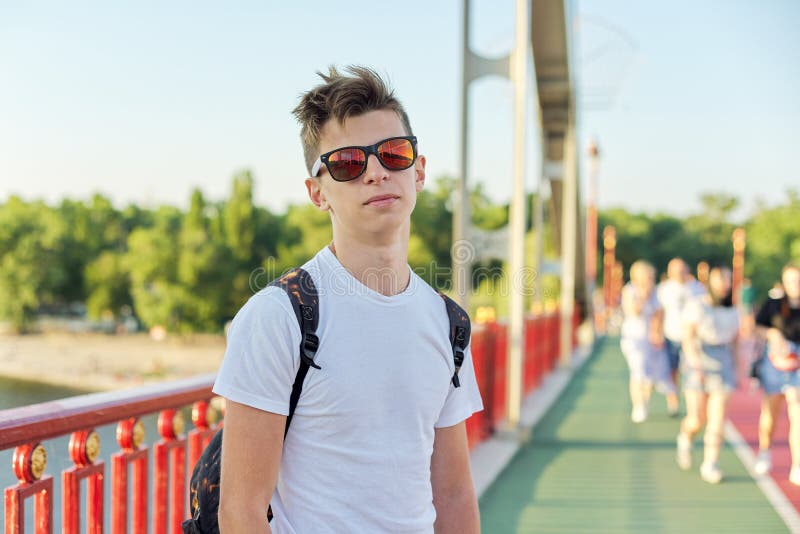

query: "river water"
xmin=0 ymin=375 xmax=92 ymax=410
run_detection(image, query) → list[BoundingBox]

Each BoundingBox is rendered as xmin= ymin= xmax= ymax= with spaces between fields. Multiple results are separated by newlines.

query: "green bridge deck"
xmin=479 ymin=336 xmax=787 ymax=533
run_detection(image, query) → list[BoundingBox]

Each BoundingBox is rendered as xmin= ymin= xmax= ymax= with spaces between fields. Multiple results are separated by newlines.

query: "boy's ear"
xmin=305 ymin=178 xmax=330 ymax=211
xmin=414 ymin=155 xmax=426 ymax=193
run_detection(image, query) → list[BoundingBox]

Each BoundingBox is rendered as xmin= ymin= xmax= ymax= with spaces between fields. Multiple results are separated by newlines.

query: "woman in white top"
xmin=676 ymin=267 xmax=739 ymax=484
xmin=620 ymin=260 xmax=669 ymax=423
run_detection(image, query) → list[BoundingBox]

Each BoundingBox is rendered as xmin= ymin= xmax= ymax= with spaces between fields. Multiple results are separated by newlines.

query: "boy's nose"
xmin=362 ymin=154 xmax=389 ymax=183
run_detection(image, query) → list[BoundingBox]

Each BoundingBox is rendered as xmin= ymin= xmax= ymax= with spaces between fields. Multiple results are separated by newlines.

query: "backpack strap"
xmin=438 ymin=293 xmax=471 ymax=388
xmin=265 ymin=268 xmax=320 ymax=524
xmin=184 ymin=267 xmax=321 ymax=532
xmin=269 ymin=267 xmax=320 ymax=436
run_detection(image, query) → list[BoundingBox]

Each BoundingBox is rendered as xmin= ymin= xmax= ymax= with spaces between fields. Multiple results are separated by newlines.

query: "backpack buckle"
xmin=451 ymin=346 xmax=464 ymax=388
xmin=450 ymin=326 xmax=467 ymax=388
xmin=301 ymin=332 xmax=321 ymax=369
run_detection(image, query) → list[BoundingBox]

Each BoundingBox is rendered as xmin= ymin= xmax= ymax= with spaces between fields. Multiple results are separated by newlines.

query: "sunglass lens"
xmin=377 ymin=138 xmax=415 ymax=170
xmin=327 ymin=148 xmax=366 ymax=181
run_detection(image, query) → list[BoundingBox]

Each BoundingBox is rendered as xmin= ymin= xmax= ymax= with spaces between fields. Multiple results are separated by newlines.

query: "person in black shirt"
xmin=753 ymin=263 xmax=800 ymax=483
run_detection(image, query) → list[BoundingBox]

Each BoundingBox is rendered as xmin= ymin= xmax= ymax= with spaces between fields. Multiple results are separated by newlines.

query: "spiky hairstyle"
xmin=292 ymin=65 xmax=414 ymax=175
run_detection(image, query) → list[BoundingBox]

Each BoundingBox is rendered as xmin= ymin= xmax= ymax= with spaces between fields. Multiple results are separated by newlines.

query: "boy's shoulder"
xmin=237 ymin=252 xmax=327 ymax=317
xmin=227 ymin=258 xmax=325 ymax=340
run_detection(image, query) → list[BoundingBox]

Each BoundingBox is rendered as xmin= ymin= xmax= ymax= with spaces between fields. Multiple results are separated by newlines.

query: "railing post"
xmin=111 ymin=418 xmax=149 ymax=534
xmin=5 ymin=442 xmax=53 ymax=534
xmin=531 ymin=316 xmax=542 ymax=388
xmin=62 ymin=429 xmax=104 ymax=534
xmin=153 ymin=409 xmax=187 ymax=534
xmin=188 ymin=400 xmax=219 ymax=471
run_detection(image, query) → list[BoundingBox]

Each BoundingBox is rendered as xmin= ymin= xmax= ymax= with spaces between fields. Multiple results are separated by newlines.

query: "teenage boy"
xmin=213 ymin=66 xmax=483 ymax=533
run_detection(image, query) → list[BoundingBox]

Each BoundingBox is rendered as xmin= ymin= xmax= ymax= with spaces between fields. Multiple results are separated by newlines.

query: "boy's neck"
xmin=329 ymin=236 xmax=410 ymax=297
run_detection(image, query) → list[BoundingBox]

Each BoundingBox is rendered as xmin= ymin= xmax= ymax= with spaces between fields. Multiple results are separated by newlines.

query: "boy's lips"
xmin=364 ymin=194 xmax=400 ymax=206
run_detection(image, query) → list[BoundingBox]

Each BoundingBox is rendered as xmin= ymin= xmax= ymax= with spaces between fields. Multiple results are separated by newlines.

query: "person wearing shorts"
xmin=676 ymin=267 xmax=739 ymax=484
xmin=753 ymin=263 xmax=800 ymax=484
xmin=620 ymin=260 xmax=672 ymax=423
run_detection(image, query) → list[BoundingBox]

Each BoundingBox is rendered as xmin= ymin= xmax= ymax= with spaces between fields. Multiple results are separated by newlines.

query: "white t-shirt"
xmin=657 ymin=279 xmax=691 ymax=342
xmin=621 ymin=283 xmax=660 ymax=341
xmin=683 ymin=297 xmax=739 ymax=345
xmin=213 ymin=246 xmax=484 ymax=534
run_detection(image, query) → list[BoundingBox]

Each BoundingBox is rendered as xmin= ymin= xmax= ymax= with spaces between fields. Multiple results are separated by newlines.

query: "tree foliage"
xmin=596 ymin=190 xmax=798 ymax=300
xmin=0 ymin=197 xmax=66 ymax=331
xmin=745 ymin=189 xmax=800 ymax=294
xmin=1 ymin=176 xmax=797 ymax=332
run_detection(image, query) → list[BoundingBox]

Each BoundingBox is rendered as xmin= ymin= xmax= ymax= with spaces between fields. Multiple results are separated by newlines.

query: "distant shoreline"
xmin=0 ymin=332 xmax=225 ymax=393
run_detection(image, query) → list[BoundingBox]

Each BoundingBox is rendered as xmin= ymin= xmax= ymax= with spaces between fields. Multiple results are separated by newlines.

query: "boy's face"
xmin=305 ymin=109 xmax=426 ymax=244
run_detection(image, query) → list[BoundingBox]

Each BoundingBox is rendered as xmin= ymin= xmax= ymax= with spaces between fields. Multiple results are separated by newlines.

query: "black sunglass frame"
xmin=318 ymin=135 xmax=418 ymax=182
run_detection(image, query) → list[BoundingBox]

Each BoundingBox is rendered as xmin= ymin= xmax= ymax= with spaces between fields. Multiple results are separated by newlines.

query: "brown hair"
xmin=708 ymin=266 xmax=733 ymax=307
xmin=292 ymin=65 xmax=414 ymax=175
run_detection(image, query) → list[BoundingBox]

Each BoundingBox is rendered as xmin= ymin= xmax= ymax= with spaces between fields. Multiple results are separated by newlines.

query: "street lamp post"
xmin=602 ymin=226 xmax=616 ymax=333
xmin=697 ymin=261 xmax=710 ymax=286
xmin=585 ymin=140 xmax=600 ymax=288
xmin=603 ymin=226 xmax=616 ymax=309
xmin=585 ymin=140 xmax=600 ymax=330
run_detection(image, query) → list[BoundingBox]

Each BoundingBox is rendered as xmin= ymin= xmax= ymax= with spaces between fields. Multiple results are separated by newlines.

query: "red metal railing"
xmin=3 ymin=309 xmax=579 ymax=530
xmin=1 ymin=374 xmax=219 ymax=534
xmin=464 ymin=309 xmax=577 ymax=449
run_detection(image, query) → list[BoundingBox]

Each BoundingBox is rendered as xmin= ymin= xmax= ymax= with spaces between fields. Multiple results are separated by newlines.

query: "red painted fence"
xmin=464 ymin=310 xmax=576 ymax=448
xmin=1 ymin=375 xmax=219 ymax=534
xmin=2 ymin=310 xmax=578 ymax=532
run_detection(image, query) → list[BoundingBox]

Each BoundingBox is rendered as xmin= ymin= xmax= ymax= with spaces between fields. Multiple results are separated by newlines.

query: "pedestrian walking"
xmin=752 ymin=263 xmax=800 ymax=484
xmin=676 ymin=267 xmax=739 ymax=483
xmin=621 ymin=260 xmax=671 ymax=423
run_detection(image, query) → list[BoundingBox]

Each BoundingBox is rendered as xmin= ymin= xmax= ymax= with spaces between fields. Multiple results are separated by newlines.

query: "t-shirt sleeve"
xmin=755 ymin=298 xmax=779 ymax=328
xmin=435 ymin=342 xmax=484 ymax=428
xmin=212 ymin=286 xmax=301 ymax=415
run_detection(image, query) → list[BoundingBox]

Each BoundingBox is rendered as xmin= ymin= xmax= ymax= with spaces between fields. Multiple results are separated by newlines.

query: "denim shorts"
xmin=682 ymin=343 xmax=736 ymax=393
xmin=758 ymin=345 xmax=800 ymax=395
xmin=664 ymin=338 xmax=682 ymax=371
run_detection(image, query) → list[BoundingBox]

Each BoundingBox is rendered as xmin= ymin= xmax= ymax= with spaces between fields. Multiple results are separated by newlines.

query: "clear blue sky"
xmin=1 ymin=0 xmax=798 ymax=219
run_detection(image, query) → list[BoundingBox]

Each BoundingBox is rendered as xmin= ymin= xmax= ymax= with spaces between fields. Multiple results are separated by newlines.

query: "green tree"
xmin=85 ymin=251 xmax=131 ymax=320
xmin=272 ymin=204 xmax=332 ymax=278
xmin=126 ymin=206 xmax=183 ymax=331
xmin=597 ymin=193 xmax=738 ymax=282
xmin=0 ymin=197 xmax=66 ymax=330
xmin=411 ymin=177 xmax=454 ymax=286
xmin=745 ymin=190 xmax=800 ymax=299
xmin=57 ymin=194 xmax=126 ymax=304
xmin=224 ymin=171 xmax=256 ymax=264
xmin=681 ymin=192 xmax=737 ymax=270
xmin=176 ymin=189 xmax=234 ymax=331
xmin=471 ymin=182 xmax=508 ymax=231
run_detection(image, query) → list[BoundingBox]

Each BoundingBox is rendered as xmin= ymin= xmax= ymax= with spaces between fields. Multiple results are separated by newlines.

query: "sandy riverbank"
xmin=0 ymin=332 xmax=226 ymax=392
